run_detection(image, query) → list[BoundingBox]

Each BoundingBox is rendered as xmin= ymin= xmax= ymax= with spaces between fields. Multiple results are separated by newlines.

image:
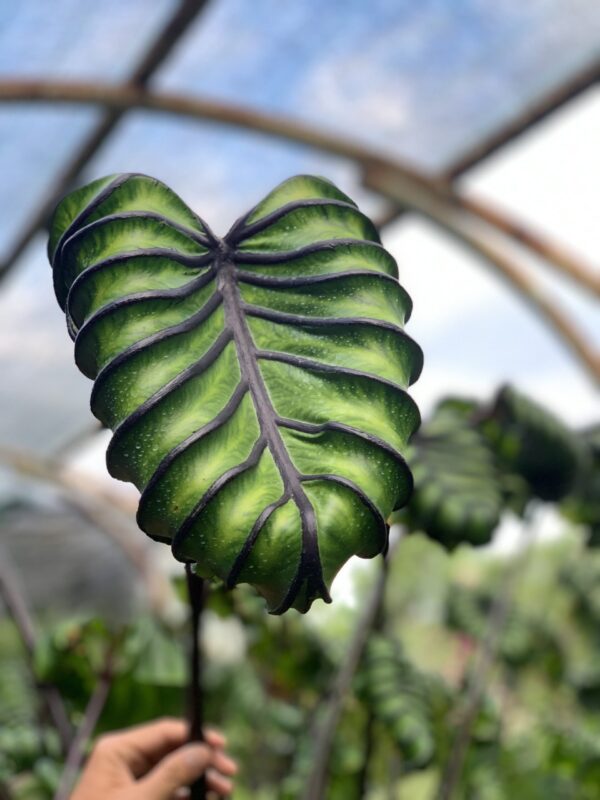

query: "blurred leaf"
xmin=561 ymin=423 xmax=600 ymax=544
xmin=404 ymin=401 xmax=503 ymax=548
xmin=125 ymin=617 xmax=186 ymax=687
xmin=356 ymin=634 xmax=439 ymax=770
xmin=33 ymin=617 xmax=115 ymax=709
xmin=482 ymin=385 xmax=584 ymax=503
xmin=447 ymin=583 xmax=564 ymax=676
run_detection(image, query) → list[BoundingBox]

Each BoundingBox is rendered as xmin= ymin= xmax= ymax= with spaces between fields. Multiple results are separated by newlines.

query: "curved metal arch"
xmin=0 ymin=78 xmax=597 ymax=383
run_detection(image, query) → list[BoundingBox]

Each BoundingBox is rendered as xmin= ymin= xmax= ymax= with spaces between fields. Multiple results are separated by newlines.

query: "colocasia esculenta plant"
xmin=48 ymin=173 xmax=422 ymax=613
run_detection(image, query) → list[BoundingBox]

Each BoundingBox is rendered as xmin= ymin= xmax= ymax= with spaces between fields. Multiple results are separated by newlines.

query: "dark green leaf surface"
xmin=404 ymin=401 xmax=503 ymax=548
xmin=561 ymin=424 xmax=600 ymax=545
xmin=356 ymin=635 xmax=436 ymax=769
xmin=482 ymin=385 xmax=583 ymax=502
xmin=447 ymin=585 xmax=563 ymax=673
xmin=49 ymin=173 xmax=422 ymax=613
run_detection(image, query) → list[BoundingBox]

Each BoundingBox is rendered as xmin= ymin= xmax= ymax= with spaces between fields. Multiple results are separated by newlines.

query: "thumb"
xmin=135 ymin=743 xmax=212 ymax=799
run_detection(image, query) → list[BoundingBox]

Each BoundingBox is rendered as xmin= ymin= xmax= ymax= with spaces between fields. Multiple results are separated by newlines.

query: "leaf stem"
xmin=302 ymin=533 xmax=401 ymax=800
xmin=0 ymin=548 xmax=73 ymax=756
xmin=435 ymin=516 xmax=539 ymax=800
xmin=0 ymin=782 xmax=13 ymax=800
xmin=356 ymin=709 xmax=376 ymax=798
xmin=185 ymin=564 xmax=206 ymax=800
xmin=53 ymin=656 xmax=114 ymax=800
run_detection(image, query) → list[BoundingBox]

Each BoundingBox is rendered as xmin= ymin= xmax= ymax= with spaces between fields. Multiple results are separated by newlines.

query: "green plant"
xmin=481 ymin=385 xmax=584 ymax=503
xmin=356 ymin=634 xmax=438 ymax=770
xmin=48 ymin=173 xmax=422 ymax=614
xmin=403 ymin=400 xmax=503 ymax=549
xmin=0 ymin=170 xmax=582 ymax=800
xmin=561 ymin=423 xmax=600 ymax=545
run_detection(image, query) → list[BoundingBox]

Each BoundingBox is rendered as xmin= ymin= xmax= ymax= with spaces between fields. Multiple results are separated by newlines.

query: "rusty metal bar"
xmin=0 ymin=78 xmax=597 ymax=381
xmin=374 ymin=59 xmax=600 ymax=234
xmin=444 ymin=59 xmax=600 ymax=180
xmin=0 ymin=549 xmax=73 ymax=755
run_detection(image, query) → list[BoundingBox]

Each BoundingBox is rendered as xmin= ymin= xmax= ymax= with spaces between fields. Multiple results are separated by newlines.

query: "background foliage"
xmin=0 ymin=3 xmax=598 ymax=798
xmin=1 ymin=386 xmax=598 ymax=799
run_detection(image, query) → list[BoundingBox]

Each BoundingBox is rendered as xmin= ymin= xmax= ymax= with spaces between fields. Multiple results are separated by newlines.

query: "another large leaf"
xmin=356 ymin=634 xmax=438 ymax=769
xmin=561 ymin=424 xmax=600 ymax=545
xmin=404 ymin=401 xmax=503 ymax=548
xmin=481 ymin=385 xmax=583 ymax=502
xmin=49 ymin=173 xmax=422 ymax=613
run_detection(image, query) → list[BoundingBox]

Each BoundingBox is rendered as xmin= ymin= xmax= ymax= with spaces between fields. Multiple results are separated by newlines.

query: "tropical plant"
xmin=0 ymin=172 xmax=595 ymax=800
xmin=355 ymin=634 xmax=439 ymax=770
xmin=403 ymin=400 xmax=503 ymax=548
xmin=48 ymin=172 xmax=422 ymax=614
xmin=480 ymin=385 xmax=584 ymax=503
xmin=561 ymin=423 xmax=600 ymax=545
xmin=1 ymin=399 xmax=599 ymax=798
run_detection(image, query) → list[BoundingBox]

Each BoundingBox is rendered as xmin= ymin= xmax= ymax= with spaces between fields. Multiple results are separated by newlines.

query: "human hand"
xmin=70 ymin=717 xmax=237 ymax=799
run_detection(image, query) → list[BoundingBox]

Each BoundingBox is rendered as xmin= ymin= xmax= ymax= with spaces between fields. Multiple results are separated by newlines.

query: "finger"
xmin=89 ymin=720 xmax=229 ymax=783
xmin=206 ymin=768 xmax=234 ymax=796
xmin=98 ymin=720 xmax=226 ymax=762
xmin=73 ymin=722 xmax=171 ymax=800
xmin=168 ymin=739 xmax=235 ymax=798
xmin=204 ymin=728 xmax=227 ymax=749
xmin=95 ymin=717 xmax=189 ymax=776
xmin=135 ymin=743 xmax=214 ymax=799
xmin=210 ymin=749 xmax=237 ymax=777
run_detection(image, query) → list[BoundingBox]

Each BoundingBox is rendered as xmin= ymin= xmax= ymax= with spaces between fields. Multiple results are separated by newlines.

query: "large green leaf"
xmin=561 ymin=424 xmax=600 ymax=545
xmin=481 ymin=385 xmax=583 ymax=502
xmin=403 ymin=401 xmax=503 ymax=548
xmin=356 ymin=634 xmax=437 ymax=769
xmin=49 ymin=173 xmax=422 ymax=613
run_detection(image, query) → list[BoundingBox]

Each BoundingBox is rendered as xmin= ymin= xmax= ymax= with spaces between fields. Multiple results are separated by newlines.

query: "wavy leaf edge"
xmin=49 ymin=172 xmax=423 ymax=614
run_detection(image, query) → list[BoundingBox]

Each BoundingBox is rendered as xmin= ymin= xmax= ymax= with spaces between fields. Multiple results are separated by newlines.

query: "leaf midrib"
xmin=217 ymin=248 xmax=329 ymax=612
